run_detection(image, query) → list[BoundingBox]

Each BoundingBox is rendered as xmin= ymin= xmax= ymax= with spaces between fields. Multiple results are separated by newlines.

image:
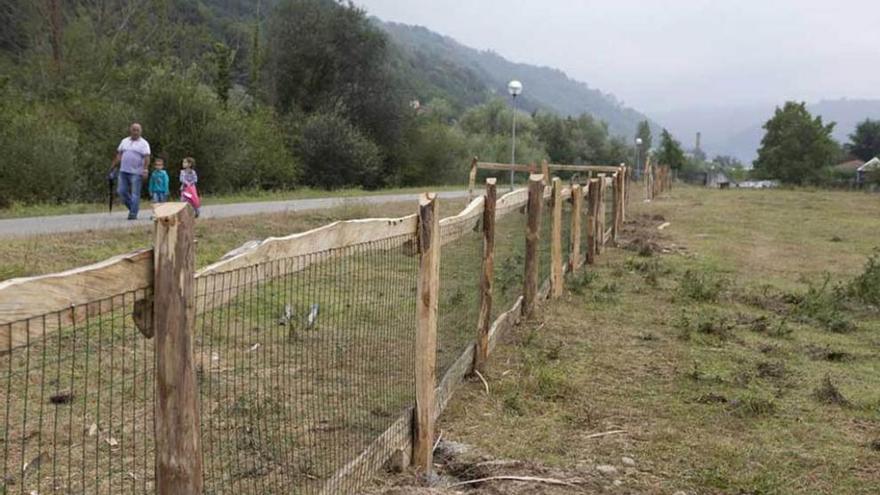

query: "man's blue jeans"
xmin=117 ymin=171 xmax=143 ymax=219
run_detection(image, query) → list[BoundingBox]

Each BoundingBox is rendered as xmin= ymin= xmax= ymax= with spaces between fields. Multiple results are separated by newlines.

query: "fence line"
xmin=0 ymin=160 xmax=680 ymax=494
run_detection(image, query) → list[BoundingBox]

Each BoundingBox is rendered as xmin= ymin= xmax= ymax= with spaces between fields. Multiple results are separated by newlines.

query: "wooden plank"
xmin=477 ymin=161 xmax=623 ymax=174
xmin=434 ymin=342 xmax=474 ymax=420
xmin=547 ymin=163 xmax=623 ymax=173
xmin=550 ymin=178 xmax=563 ymax=298
xmin=522 ymin=174 xmax=544 ymax=318
xmin=476 ymin=161 xmax=533 ymax=173
xmin=152 ymin=202 xmax=203 ymax=495
xmin=541 ymin=160 xmax=550 ymax=186
xmin=468 ymin=157 xmax=478 ymax=200
xmin=439 ymin=195 xmax=484 ymax=246
xmin=570 ymin=184 xmax=583 ymax=271
xmin=0 ymin=249 xmax=153 ymax=352
xmin=319 ymin=408 xmax=413 ymax=495
xmin=413 ymin=193 xmax=439 ymax=473
xmin=488 ymin=296 xmax=522 ymax=354
xmin=495 ymin=187 xmax=529 ymax=218
xmin=474 ymin=179 xmax=496 ymax=374
xmin=198 ymin=215 xmax=418 ymax=278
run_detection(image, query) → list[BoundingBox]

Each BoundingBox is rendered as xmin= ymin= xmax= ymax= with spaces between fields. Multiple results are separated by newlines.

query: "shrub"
xmin=794 ymin=274 xmax=855 ymax=333
xmin=296 ymin=110 xmax=383 ymax=189
xmin=848 ymin=249 xmax=880 ymax=307
xmin=677 ymin=269 xmax=726 ymax=302
xmin=0 ymin=97 xmax=79 ymax=206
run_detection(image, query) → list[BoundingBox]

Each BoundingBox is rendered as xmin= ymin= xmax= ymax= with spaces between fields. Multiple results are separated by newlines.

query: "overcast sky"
xmin=356 ymin=0 xmax=880 ymax=115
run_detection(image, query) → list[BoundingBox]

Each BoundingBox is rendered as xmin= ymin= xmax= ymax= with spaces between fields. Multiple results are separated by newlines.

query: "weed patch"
xmin=676 ymin=269 xmax=726 ymax=302
xmin=729 ymin=395 xmax=777 ymax=417
xmin=675 ymin=310 xmax=734 ymax=340
xmin=625 ymin=256 xmax=669 ymax=287
xmin=792 ymin=275 xmax=856 ymax=333
xmin=813 ymin=375 xmax=850 ymax=406
xmin=806 ymin=345 xmax=852 ymax=362
xmin=566 ymin=270 xmax=597 ymax=295
xmin=847 ymin=249 xmax=880 ymax=307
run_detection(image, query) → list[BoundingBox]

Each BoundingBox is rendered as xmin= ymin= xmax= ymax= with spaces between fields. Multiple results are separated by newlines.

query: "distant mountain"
xmin=376 ymin=20 xmax=656 ymax=139
xmin=656 ymin=99 xmax=880 ymax=164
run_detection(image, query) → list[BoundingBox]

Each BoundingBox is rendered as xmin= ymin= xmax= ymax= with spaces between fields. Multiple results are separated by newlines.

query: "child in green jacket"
xmin=148 ymin=158 xmax=170 ymax=203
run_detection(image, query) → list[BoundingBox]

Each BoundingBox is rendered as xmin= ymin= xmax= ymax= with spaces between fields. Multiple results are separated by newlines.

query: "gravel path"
xmin=0 ymin=190 xmax=472 ymax=237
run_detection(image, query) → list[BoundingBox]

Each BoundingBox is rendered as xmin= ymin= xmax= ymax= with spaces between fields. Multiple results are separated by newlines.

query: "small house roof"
xmin=834 ymin=159 xmax=865 ymax=172
xmin=858 ymin=157 xmax=880 ymax=172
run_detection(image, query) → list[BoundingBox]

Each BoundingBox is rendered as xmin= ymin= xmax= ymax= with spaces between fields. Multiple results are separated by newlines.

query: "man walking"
xmin=110 ymin=123 xmax=151 ymax=220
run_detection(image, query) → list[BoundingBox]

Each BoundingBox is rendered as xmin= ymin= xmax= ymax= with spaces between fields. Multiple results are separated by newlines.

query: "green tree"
xmin=265 ymin=0 xmax=405 ymax=150
xmin=656 ymin=129 xmax=686 ymax=170
xmin=846 ymin=119 xmax=880 ymax=161
xmin=753 ymin=102 xmax=839 ymax=185
xmin=211 ymin=42 xmax=234 ymax=105
xmin=636 ymin=120 xmax=652 ymax=151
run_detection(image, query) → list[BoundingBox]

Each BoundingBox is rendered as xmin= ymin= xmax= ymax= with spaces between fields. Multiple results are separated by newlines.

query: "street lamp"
xmin=635 ymin=137 xmax=643 ymax=181
xmin=508 ymin=80 xmax=523 ymax=191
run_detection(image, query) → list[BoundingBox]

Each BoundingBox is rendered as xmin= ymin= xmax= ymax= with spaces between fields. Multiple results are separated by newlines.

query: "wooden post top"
xmin=153 ymin=202 xmax=188 ymax=219
xmin=529 ymin=173 xmax=544 ymax=183
xmin=486 ymin=177 xmax=497 ymax=185
xmin=419 ymin=192 xmax=437 ymax=206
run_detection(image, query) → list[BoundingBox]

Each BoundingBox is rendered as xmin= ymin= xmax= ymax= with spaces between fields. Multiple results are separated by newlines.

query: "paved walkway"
xmin=0 ymin=190 xmax=472 ymax=237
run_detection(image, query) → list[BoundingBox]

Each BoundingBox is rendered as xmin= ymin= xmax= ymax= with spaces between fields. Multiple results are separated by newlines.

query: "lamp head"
xmin=508 ymin=80 xmax=523 ymax=97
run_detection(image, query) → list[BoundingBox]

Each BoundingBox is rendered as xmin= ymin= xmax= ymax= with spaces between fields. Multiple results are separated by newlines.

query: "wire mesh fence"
xmin=492 ymin=209 xmax=527 ymax=321
xmin=194 ymin=233 xmax=419 ymax=495
xmin=0 ymin=173 xmax=623 ymax=495
xmin=0 ymin=288 xmax=156 ymax=495
xmin=437 ymin=227 xmax=483 ymax=378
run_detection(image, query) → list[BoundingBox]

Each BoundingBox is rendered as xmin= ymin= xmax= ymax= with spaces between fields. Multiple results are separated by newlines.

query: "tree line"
xmin=0 ymin=0 xmax=637 ymax=207
xmin=647 ymin=104 xmax=880 ymax=186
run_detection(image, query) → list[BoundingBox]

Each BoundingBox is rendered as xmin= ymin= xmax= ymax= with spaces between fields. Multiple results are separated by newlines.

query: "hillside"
xmin=377 ymin=20 xmax=655 ymax=139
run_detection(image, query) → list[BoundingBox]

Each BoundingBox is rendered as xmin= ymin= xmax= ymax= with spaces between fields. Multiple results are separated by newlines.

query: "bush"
xmin=0 ymin=96 xmax=79 ymax=206
xmin=676 ymin=269 xmax=726 ymax=302
xmin=296 ymin=110 xmax=383 ymax=189
xmin=848 ymin=249 xmax=880 ymax=307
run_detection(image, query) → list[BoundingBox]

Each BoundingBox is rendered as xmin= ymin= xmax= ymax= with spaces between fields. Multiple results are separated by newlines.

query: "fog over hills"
xmin=377 ymin=20 xmax=658 ymax=139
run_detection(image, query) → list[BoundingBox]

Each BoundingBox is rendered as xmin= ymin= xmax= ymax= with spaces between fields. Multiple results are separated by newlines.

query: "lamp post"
xmin=635 ymin=137 xmax=643 ymax=181
xmin=508 ymin=80 xmax=523 ymax=191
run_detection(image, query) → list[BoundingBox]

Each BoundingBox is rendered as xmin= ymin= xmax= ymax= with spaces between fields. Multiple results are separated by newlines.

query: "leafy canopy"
xmin=753 ymin=102 xmax=839 ymax=185
xmin=656 ymin=129 xmax=686 ymax=171
xmin=846 ymin=119 xmax=880 ymax=162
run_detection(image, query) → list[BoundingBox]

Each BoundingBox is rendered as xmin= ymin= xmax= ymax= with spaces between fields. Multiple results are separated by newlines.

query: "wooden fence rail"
xmin=0 ymin=164 xmax=630 ymax=494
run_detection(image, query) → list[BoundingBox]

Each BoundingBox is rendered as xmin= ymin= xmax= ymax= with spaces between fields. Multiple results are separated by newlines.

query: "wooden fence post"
xmin=474 ymin=179 xmax=496 ymax=374
xmin=611 ymin=172 xmax=621 ymax=242
xmin=467 ymin=157 xmax=478 ymax=200
xmin=153 ymin=203 xmax=203 ymax=495
xmin=522 ymin=174 xmax=544 ymax=317
xmin=413 ymin=193 xmax=439 ymax=473
xmin=550 ymin=177 xmax=563 ymax=298
xmin=596 ymin=174 xmax=606 ymax=254
xmin=586 ymin=178 xmax=599 ymax=265
xmin=620 ymin=165 xmax=628 ymax=222
xmin=570 ymin=184 xmax=582 ymax=271
xmin=541 ymin=160 xmax=550 ymax=186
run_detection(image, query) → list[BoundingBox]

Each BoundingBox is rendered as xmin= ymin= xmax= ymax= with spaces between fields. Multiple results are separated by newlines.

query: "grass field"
xmin=0 ymin=198 xmax=471 ymax=281
xmin=0 ymin=185 xmax=466 ymax=220
xmin=374 ymin=185 xmax=880 ymax=494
